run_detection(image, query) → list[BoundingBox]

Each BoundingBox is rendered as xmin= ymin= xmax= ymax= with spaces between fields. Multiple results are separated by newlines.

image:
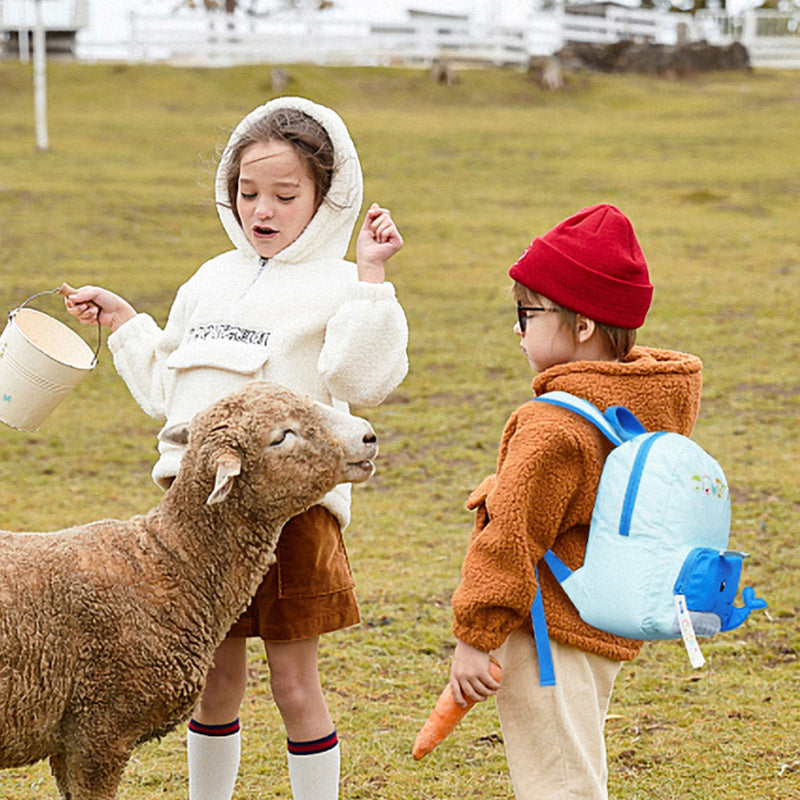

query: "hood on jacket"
xmin=533 ymin=347 xmax=703 ymax=437
xmin=215 ymin=96 xmax=364 ymax=265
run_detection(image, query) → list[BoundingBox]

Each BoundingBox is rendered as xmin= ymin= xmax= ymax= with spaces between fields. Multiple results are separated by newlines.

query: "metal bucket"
xmin=0 ymin=288 xmax=100 ymax=432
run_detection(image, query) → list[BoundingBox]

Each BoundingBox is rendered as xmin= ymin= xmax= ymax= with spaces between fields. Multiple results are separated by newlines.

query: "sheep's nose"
xmin=315 ymin=402 xmax=377 ymax=461
xmin=361 ymin=426 xmax=378 ymax=459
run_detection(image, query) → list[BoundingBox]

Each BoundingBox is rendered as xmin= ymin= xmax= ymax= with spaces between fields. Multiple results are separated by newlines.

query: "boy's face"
xmin=236 ymin=140 xmax=317 ymax=259
xmin=514 ymin=296 xmax=576 ymax=373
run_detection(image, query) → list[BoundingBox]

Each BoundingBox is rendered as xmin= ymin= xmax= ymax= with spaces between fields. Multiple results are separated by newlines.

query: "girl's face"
xmin=236 ymin=140 xmax=317 ymax=259
xmin=514 ymin=297 xmax=577 ymax=373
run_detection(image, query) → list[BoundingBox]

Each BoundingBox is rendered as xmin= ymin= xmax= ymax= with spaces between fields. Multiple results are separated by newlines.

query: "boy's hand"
xmin=356 ymin=203 xmax=403 ymax=284
xmin=449 ymin=640 xmax=501 ymax=708
xmin=63 ymin=284 xmax=137 ymax=333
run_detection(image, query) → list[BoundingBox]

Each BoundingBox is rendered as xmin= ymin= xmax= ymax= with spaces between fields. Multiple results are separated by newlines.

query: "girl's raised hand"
xmin=356 ymin=203 xmax=404 ymax=284
xmin=62 ymin=283 xmax=137 ymax=333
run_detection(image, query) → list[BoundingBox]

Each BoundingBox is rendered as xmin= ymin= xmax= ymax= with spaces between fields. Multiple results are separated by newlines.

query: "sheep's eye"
xmin=269 ymin=429 xmax=295 ymax=447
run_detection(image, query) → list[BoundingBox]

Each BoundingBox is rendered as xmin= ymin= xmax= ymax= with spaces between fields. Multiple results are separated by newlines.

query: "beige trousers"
xmin=493 ymin=629 xmax=622 ymax=800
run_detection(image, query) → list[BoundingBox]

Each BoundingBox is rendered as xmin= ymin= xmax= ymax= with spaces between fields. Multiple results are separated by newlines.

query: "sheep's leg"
xmin=49 ymin=752 xmax=72 ymax=800
xmin=51 ymin=744 xmax=132 ymax=800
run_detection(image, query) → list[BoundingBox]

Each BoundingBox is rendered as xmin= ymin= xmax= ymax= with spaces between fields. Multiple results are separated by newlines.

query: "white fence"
xmin=116 ymin=7 xmax=800 ymax=69
xmin=7 ymin=3 xmax=800 ymax=70
xmin=0 ymin=0 xmax=88 ymax=29
xmin=560 ymin=7 xmax=678 ymax=46
xmin=112 ymin=7 xmax=800 ymax=69
xmin=0 ymin=0 xmax=88 ymax=55
xmin=741 ymin=9 xmax=800 ymax=67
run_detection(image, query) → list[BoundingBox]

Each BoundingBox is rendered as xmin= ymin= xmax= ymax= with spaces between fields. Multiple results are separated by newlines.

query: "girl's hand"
xmin=356 ymin=203 xmax=403 ymax=284
xmin=449 ymin=640 xmax=501 ymax=708
xmin=63 ymin=284 xmax=137 ymax=333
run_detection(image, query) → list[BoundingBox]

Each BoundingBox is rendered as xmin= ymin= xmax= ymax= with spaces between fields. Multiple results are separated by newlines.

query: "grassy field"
xmin=1 ymin=60 xmax=799 ymax=799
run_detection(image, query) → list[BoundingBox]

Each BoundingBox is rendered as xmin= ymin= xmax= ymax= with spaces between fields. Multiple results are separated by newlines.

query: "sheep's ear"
xmin=159 ymin=422 xmax=190 ymax=447
xmin=206 ymin=452 xmax=242 ymax=505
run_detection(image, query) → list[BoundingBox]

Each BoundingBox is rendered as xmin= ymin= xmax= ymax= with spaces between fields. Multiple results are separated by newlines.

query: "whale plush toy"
xmin=672 ymin=547 xmax=767 ymax=635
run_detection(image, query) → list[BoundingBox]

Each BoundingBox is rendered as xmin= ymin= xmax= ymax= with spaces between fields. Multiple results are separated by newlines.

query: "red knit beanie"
xmin=508 ymin=204 xmax=653 ymax=329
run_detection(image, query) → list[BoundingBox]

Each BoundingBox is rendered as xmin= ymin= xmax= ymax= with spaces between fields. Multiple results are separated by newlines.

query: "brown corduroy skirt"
xmin=227 ymin=505 xmax=361 ymax=642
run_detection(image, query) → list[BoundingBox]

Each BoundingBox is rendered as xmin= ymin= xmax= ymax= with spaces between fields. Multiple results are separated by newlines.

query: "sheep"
xmin=0 ymin=381 xmax=378 ymax=800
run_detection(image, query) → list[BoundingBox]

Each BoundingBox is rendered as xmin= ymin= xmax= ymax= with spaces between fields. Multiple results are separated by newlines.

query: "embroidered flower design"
xmin=691 ymin=474 xmax=727 ymax=497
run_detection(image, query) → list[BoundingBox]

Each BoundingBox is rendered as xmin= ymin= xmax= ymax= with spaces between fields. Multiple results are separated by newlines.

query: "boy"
xmin=448 ymin=204 xmax=703 ymax=799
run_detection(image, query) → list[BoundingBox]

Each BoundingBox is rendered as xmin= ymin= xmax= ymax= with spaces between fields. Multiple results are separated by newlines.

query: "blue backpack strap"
xmin=534 ymin=391 xmax=647 ymax=444
xmin=543 ymin=548 xmax=572 ymax=583
xmin=534 ymin=392 xmax=651 ymax=541
xmin=530 ymin=566 xmax=556 ymax=687
xmin=529 ymin=551 xmax=573 ymax=686
xmin=529 ymin=393 xmax=648 ymax=684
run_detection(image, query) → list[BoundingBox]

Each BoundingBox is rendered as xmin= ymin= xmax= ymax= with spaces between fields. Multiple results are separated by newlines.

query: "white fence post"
xmin=33 ymin=0 xmax=49 ymax=151
xmin=18 ymin=26 xmax=30 ymax=61
xmin=742 ymin=8 xmax=757 ymax=50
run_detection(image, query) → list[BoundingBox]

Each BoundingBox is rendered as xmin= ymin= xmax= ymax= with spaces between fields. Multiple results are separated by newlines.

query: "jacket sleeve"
xmin=317 ymin=280 xmax=409 ymax=407
xmin=451 ymin=410 xmax=585 ymax=653
xmin=106 ymin=286 xmax=189 ymax=419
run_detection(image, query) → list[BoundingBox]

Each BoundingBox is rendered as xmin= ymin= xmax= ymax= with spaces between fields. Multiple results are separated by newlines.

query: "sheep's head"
xmin=161 ymin=382 xmax=377 ymax=516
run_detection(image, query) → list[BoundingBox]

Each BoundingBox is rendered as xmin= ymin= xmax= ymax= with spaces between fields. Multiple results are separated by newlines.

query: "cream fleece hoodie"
xmin=108 ymin=97 xmax=409 ymax=527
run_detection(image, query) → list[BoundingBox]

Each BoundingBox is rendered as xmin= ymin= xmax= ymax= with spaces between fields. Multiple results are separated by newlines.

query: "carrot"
xmin=411 ymin=657 xmax=502 ymax=760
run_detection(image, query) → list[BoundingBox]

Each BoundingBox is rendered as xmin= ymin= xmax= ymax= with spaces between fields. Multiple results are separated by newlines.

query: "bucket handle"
xmin=9 ymin=286 xmax=102 ymax=368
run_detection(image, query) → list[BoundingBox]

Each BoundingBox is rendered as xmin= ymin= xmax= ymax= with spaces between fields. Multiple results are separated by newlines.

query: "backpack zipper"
xmin=618 ymin=431 xmax=668 ymax=536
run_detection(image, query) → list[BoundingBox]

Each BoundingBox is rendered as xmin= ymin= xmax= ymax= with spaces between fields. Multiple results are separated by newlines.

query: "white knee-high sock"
xmin=287 ymin=731 xmax=340 ymax=800
xmin=187 ymin=718 xmax=241 ymax=800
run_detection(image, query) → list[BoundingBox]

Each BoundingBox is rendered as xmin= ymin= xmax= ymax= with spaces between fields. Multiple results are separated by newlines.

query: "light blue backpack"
xmin=530 ymin=391 xmax=767 ymax=685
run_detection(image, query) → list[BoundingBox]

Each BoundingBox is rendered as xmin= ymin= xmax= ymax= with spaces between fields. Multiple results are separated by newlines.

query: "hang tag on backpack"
xmin=674 ymin=594 xmax=706 ymax=668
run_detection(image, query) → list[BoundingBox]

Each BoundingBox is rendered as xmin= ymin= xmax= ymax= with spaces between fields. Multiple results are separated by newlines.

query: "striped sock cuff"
xmin=188 ymin=718 xmax=241 ymax=737
xmin=287 ymin=730 xmax=338 ymax=756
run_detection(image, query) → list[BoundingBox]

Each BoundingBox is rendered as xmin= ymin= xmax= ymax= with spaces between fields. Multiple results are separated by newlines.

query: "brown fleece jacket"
xmin=451 ymin=347 xmax=703 ymax=662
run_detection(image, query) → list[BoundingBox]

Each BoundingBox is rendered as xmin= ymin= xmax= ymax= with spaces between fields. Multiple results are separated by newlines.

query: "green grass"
xmin=1 ymin=61 xmax=799 ymax=799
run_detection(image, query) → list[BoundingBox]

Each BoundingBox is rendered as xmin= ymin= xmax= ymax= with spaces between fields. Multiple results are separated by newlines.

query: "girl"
xmin=447 ymin=204 xmax=703 ymax=799
xmin=65 ymin=96 xmax=408 ymax=800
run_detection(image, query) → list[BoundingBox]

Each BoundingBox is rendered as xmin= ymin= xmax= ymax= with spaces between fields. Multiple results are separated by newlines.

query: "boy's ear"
xmin=575 ymin=315 xmax=596 ymax=343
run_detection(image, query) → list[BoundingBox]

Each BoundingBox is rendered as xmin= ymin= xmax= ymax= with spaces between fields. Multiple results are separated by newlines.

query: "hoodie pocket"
xmin=466 ymin=474 xmax=496 ymax=533
xmin=166 ymin=335 xmax=271 ymax=374
xmin=164 ymin=338 xmax=272 ymax=419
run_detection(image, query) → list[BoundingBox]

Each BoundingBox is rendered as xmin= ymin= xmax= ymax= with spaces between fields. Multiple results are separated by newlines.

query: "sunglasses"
xmin=516 ymin=301 xmax=561 ymax=333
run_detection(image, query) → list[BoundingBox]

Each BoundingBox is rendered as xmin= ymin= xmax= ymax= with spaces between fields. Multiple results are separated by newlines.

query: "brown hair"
xmin=512 ymin=282 xmax=637 ymax=360
xmin=223 ymin=108 xmax=335 ymax=226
